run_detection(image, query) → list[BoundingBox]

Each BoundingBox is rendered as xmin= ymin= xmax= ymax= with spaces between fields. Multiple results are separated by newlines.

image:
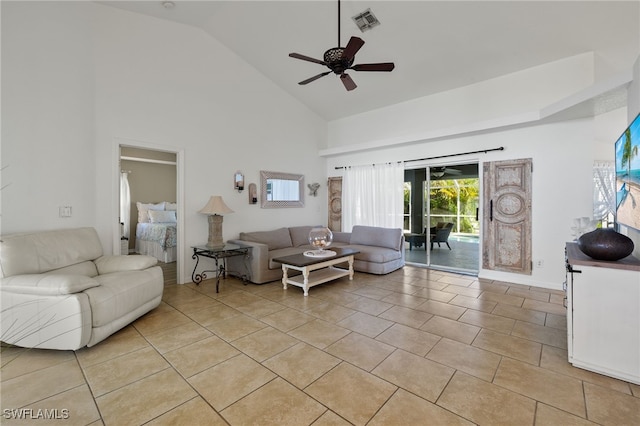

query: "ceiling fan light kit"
xmin=289 ymin=0 xmax=394 ymax=91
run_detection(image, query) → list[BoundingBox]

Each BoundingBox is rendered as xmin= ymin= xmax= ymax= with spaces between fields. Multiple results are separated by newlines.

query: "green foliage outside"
xmin=429 ymin=179 xmax=479 ymax=233
xmin=403 ymin=182 xmax=411 ymax=214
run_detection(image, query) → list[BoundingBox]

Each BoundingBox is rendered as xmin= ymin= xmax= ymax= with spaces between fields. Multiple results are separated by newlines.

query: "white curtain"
xmin=342 ymin=162 xmax=405 ymax=231
xmin=593 ymin=161 xmax=615 ymax=225
xmin=120 ymin=172 xmax=131 ymax=239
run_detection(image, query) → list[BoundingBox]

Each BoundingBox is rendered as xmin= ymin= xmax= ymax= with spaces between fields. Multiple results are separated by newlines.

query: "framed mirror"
xmin=260 ymin=170 xmax=304 ymax=208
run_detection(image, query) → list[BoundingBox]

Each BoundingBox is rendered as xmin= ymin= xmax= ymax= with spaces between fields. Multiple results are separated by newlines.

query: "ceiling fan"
xmin=431 ymin=167 xmax=463 ymax=178
xmin=288 ymin=0 xmax=395 ymax=91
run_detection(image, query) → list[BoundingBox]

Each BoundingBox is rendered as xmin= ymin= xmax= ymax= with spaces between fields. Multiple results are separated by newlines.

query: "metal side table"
xmin=191 ymin=243 xmax=250 ymax=292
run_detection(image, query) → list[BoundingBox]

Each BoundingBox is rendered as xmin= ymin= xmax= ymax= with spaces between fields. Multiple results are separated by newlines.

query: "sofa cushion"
xmin=0 ymin=227 xmax=103 ymax=277
xmin=332 ymin=232 xmax=351 ymax=244
xmin=289 ymin=226 xmax=319 ymax=247
xmin=94 ymin=255 xmax=157 ymax=275
xmin=240 ymin=228 xmax=292 ymax=250
xmin=48 ymin=261 xmax=99 ymax=278
xmin=351 ymin=226 xmax=403 ymax=251
xmin=268 ymin=247 xmax=307 ymax=269
xmin=0 ymin=274 xmax=100 ymax=296
xmin=87 ymin=269 xmax=162 ymax=327
xmin=349 ymin=245 xmax=403 ymax=264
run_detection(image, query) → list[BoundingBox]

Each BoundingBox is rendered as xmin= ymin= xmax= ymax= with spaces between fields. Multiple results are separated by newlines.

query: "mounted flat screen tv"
xmin=615 ymin=112 xmax=640 ymax=231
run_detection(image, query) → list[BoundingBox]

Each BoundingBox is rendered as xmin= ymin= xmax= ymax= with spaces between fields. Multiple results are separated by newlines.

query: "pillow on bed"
xmin=148 ymin=210 xmax=177 ymax=223
xmin=136 ymin=202 xmax=165 ymax=223
xmin=165 ymin=202 xmax=177 ymax=211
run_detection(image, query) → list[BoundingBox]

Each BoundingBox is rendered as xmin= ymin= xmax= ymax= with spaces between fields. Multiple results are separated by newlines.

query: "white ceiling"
xmin=100 ymin=1 xmax=640 ymax=121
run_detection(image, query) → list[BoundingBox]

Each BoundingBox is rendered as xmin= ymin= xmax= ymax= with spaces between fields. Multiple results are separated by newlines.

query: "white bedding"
xmin=135 ymin=222 xmax=177 ymax=263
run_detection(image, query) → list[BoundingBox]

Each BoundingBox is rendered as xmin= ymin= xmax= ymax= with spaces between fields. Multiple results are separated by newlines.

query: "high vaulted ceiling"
xmin=101 ymin=1 xmax=640 ymax=121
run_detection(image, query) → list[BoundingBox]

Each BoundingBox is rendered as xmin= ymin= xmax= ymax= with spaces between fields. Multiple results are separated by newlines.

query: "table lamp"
xmin=198 ymin=196 xmax=234 ymax=247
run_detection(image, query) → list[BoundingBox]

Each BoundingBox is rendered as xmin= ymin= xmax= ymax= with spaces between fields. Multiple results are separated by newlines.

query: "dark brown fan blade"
xmin=340 ymin=73 xmax=357 ymax=91
xmin=341 ymin=36 xmax=365 ymax=61
xmin=298 ymin=71 xmax=331 ymax=85
xmin=351 ymin=62 xmax=395 ymax=72
xmin=289 ymin=53 xmax=326 ymax=66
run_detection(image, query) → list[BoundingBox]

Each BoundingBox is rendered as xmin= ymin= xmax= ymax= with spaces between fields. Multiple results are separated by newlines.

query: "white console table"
xmin=565 ymin=242 xmax=640 ymax=384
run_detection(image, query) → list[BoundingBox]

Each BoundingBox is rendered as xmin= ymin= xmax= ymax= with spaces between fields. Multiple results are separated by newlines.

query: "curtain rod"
xmin=334 ymin=161 xmax=402 ymax=170
xmin=121 ymin=156 xmax=177 ymax=166
xmin=334 ymin=147 xmax=504 ymax=169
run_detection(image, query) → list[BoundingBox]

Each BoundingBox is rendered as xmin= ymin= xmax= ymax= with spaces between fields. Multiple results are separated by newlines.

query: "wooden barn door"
xmin=482 ymin=158 xmax=532 ymax=274
xmin=328 ymin=177 xmax=342 ymax=232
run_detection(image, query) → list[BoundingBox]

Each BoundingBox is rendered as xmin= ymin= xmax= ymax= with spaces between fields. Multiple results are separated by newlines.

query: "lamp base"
xmin=207 ymin=215 xmax=225 ymax=247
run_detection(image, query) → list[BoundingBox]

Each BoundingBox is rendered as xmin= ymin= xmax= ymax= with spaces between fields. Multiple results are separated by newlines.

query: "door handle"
xmin=490 ymin=200 xmax=493 ymax=222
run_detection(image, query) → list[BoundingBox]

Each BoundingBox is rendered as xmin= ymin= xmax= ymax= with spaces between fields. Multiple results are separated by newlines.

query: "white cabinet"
xmin=565 ymin=243 xmax=640 ymax=384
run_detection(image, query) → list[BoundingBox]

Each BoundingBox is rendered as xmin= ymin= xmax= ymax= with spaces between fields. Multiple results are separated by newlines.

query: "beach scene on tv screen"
xmin=616 ymin=114 xmax=640 ymax=231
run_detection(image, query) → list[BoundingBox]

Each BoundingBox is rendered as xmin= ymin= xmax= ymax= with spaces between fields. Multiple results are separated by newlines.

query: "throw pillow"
xmin=136 ymin=202 xmax=165 ymax=223
xmin=240 ymin=227 xmax=293 ymax=250
xmin=148 ymin=210 xmax=177 ymax=223
xmin=289 ymin=226 xmax=321 ymax=247
xmin=351 ymin=225 xmax=403 ymax=251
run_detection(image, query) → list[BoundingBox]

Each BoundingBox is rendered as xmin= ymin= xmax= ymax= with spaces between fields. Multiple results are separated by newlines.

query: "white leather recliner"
xmin=0 ymin=227 xmax=164 ymax=350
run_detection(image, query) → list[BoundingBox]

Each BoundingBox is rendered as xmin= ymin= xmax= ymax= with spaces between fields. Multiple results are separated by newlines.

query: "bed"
xmin=135 ymin=202 xmax=177 ymax=263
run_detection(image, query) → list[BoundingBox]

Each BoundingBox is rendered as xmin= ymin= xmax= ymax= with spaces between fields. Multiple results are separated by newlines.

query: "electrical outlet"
xmin=59 ymin=206 xmax=72 ymax=218
xmin=535 ymin=259 xmax=544 ymax=268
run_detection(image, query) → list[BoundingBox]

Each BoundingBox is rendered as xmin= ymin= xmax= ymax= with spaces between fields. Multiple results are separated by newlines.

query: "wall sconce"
xmin=248 ymin=183 xmax=257 ymax=204
xmin=234 ymin=171 xmax=244 ymax=192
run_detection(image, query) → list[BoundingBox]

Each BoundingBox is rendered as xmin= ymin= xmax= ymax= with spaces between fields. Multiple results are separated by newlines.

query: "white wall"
xmin=2 ymin=2 xmax=327 ymax=283
xmin=1 ymin=2 xmax=96 ymax=234
xmin=327 ymin=119 xmax=603 ymax=290
xmin=324 ymin=52 xmax=634 ymax=290
xmin=325 ymin=53 xmax=595 ymax=153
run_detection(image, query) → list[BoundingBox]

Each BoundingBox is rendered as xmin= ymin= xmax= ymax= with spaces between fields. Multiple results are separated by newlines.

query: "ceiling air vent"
xmin=352 ymin=8 xmax=380 ymax=32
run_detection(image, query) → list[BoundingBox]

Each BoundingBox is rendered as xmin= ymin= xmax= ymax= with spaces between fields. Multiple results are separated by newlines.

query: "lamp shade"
xmin=198 ymin=196 xmax=234 ymax=215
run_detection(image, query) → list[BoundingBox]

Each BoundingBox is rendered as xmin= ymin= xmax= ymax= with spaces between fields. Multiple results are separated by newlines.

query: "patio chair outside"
xmin=431 ymin=222 xmax=454 ymax=250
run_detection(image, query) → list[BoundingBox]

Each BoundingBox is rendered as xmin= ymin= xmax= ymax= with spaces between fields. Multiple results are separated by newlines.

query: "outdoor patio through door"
xmin=404 ymin=163 xmax=480 ymax=274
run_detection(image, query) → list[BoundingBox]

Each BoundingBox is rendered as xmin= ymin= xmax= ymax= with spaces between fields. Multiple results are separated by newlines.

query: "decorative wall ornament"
xmin=308 ymin=182 xmax=320 ymax=196
xmin=234 ymin=171 xmax=244 ymax=192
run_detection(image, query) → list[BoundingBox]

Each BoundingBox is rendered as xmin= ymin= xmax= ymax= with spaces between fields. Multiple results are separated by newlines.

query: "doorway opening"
xmin=118 ymin=143 xmax=183 ymax=285
xmin=404 ymin=163 xmax=480 ymax=274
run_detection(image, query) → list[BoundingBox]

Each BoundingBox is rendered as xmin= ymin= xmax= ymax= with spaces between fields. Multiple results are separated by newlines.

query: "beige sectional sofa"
xmin=228 ymin=225 xmax=404 ymax=284
xmin=0 ymin=227 xmax=164 ymax=350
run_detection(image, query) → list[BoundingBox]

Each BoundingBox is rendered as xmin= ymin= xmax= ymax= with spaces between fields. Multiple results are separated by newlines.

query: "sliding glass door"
xmin=404 ymin=163 xmax=480 ymax=274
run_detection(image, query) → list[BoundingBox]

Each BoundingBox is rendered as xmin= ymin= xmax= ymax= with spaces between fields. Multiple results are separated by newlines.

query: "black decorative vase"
xmin=577 ymin=228 xmax=634 ymax=261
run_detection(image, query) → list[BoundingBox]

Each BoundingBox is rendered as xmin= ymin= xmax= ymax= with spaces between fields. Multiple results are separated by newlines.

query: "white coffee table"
xmin=272 ymin=247 xmax=359 ymax=296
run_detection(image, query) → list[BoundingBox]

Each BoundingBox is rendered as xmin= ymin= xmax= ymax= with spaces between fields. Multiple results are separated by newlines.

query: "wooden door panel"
xmin=483 ymin=159 xmax=532 ymax=274
xmin=495 ymin=222 xmax=526 ymax=270
xmin=328 ymin=177 xmax=342 ymax=232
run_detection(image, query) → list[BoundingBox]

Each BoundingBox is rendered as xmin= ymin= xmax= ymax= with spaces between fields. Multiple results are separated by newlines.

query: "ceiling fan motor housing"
xmin=324 ymin=48 xmax=354 ymax=74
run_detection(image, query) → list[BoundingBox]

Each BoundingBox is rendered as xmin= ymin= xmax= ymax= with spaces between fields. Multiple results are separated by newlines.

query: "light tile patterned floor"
xmin=2 ymin=264 xmax=640 ymax=425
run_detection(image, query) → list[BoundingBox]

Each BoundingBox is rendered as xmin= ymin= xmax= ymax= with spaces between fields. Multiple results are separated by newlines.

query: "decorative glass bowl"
xmin=308 ymin=227 xmax=333 ymax=255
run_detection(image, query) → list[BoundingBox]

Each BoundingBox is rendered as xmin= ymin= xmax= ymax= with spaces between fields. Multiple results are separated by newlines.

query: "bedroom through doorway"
xmin=119 ymin=145 xmax=180 ymax=284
